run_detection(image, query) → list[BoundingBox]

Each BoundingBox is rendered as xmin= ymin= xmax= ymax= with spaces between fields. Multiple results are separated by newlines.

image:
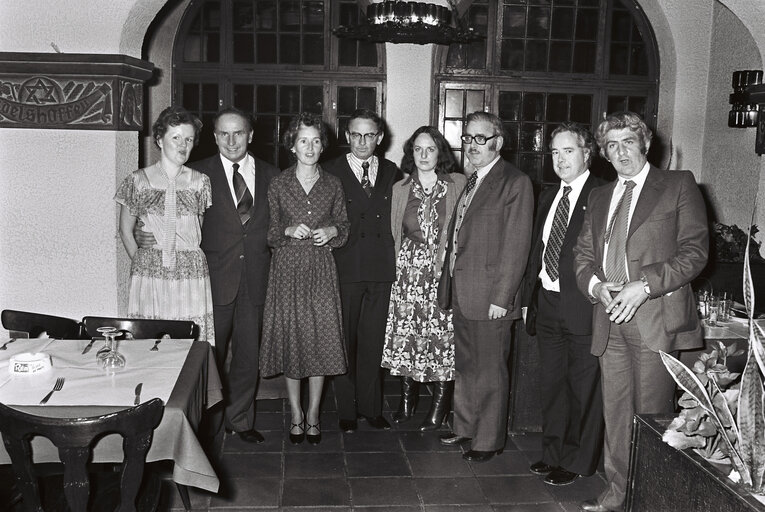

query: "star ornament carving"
xmin=21 ymin=77 xmax=60 ymax=105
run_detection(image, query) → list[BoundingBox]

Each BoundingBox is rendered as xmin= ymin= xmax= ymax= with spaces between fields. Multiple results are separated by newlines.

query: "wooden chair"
xmin=1 ymin=310 xmax=84 ymax=339
xmin=0 ymin=398 xmax=164 ymax=512
xmin=81 ymin=316 xmax=198 ymax=341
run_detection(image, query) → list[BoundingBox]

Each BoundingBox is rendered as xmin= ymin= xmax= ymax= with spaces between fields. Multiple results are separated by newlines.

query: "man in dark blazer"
xmin=324 ymin=109 xmax=402 ymax=432
xmin=521 ymin=123 xmax=605 ymax=486
xmin=438 ymin=111 xmax=533 ymax=462
xmin=195 ymin=107 xmax=280 ymax=443
xmin=573 ymin=112 xmax=708 ymax=512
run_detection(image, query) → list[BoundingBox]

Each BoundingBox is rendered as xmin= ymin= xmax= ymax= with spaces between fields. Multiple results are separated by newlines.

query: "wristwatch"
xmin=640 ymin=274 xmax=651 ymax=296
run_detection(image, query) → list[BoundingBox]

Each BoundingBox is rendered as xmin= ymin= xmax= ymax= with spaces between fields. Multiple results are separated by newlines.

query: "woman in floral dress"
xmin=260 ymin=113 xmax=349 ymax=445
xmin=115 ymin=106 xmax=215 ymax=342
xmin=381 ymin=126 xmax=466 ymax=431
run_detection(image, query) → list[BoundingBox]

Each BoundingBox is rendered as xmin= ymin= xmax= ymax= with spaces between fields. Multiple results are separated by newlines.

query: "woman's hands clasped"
xmin=286 ymin=224 xmax=338 ymax=246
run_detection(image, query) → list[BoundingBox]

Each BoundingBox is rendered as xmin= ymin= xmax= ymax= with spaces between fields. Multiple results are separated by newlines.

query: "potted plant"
xmin=655 ymin=226 xmax=765 ymax=506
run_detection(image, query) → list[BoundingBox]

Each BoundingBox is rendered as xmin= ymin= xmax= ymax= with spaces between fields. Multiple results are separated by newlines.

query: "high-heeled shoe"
xmin=306 ymin=421 xmax=321 ymax=445
xmin=392 ymin=376 xmax=418 ymax=423
xmin=419 ymin=381 xmax=454 ymax=431
xmin=289 ymin=419 xmax=305 ymax=444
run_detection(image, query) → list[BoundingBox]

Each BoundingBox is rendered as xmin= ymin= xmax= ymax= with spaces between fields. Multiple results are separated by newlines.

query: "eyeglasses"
xmin=460 ymin=134 xmax=498 ymax=145
xmin=348 ymin=132 xmax=379 ymax=143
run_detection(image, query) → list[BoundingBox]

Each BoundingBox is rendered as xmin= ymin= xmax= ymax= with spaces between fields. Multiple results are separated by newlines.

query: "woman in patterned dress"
xmin=381 ymin=126 xmax=466 ymax=430
xmin=115 ymin=106 xmax=215 ymax=342
xmin=260 ymin=113 xmax=349 ymax=445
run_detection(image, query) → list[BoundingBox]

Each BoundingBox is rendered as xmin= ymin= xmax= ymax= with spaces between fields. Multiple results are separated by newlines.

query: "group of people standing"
xmin=115 ymin=103 xmax=709 ymax=512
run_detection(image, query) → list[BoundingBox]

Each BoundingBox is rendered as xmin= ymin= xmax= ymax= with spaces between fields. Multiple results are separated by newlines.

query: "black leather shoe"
xmin=579 ymin=499 xmax=611 ymax=512
xmin=360 ymin=415 xmax=391 ymax=430
xmin=289 ymin=420 xmax=305 ymax=445
xmin=306 ymin=422 xmax=321 ymax=445
xmin=462 ymin=449 xmax=502 ymax=462
xmin=237 ymin=429 xmax=265 ymax=443
xmin=529 ymin=460 xmax=556 ymax=475
xmin=339 ymin=419 xmax=357 ymax=433
xmin=545 ymin=467 xmax=579 ymax=485
xmin=439 ymin=432 xmax=471 ymax=445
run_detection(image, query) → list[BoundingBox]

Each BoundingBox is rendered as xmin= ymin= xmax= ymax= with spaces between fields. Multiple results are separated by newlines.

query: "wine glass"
xmin=95 ymin=326 xmax=126 ymax=372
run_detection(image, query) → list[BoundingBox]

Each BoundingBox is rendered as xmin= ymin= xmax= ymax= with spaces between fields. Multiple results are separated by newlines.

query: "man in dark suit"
xmin=521 ymin=123 xmax=605 ymax=486
xmin=324 ymin=109 xmax=402 ymax=432
xmin=573 ymin=112 xmax=708 ymax=512
xmin=195 ymin=107 xmax=280 ymax=443
xmin=438 ymin=111 xmax=533 ymax=462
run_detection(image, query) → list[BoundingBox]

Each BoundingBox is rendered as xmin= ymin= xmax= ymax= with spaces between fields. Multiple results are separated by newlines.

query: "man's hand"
xmin=593 ymin=281 xmax=622 ymax=307
xmin=488 ymin=304 xmax=508 ymax=320
xmin=133 ymin=225 xmax=157 ymax=249
xmin=605 ymin=280 xmax=649 ymax=324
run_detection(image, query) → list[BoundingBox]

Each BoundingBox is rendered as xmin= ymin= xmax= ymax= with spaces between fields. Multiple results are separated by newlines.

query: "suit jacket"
xmin=440 ymin=159 xmax=534 ymax=321
xmin=192 ymin=154 xmax=280 ymax=307
xmin=324 ymin=155 xmax=402 ymax=283
xmin=573 ymin=166 xmax=709 ymax=357
xmin=390 ymin=172 xmax=467 ymax=272
xmin=522 ymin=173 xmax=605 ymax=335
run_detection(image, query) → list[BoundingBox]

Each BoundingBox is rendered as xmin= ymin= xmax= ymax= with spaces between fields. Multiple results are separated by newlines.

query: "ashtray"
xmin=9 ymin=352 xmax=52 ymax=374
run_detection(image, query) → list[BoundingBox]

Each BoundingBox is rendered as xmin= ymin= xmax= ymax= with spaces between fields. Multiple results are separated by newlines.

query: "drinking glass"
xmin=720 ymin=297 xmax=732 ymax=322
xmin=95 ymin=326 xmax=127 ymax=372
xmin=707 ymin=298 xmax=721 ymax=326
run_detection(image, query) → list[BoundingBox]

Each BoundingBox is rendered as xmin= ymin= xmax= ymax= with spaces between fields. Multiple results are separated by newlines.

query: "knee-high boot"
xmin=419 ymin=381 xmax=453 ymax=431
xmin=392 ymin=376 xmax=418 ymax=423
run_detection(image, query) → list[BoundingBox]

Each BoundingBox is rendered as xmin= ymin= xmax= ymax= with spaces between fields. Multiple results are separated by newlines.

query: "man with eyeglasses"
xmin=438 ymin=111 xmax=533 ymax=463
xmin=324 ymin=109 xmax=403 ymax=433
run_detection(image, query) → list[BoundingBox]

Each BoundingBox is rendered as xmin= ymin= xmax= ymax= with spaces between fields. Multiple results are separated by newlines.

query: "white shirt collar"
xmin=473 ymin=154 xmax=501 ymax=181
xmin=561 ymin=169 xmax=590 ymax=194
xmin=617 ymin=161 xmax=650 ymax=188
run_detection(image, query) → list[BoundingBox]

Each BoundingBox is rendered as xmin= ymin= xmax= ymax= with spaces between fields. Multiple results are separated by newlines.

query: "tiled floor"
xmin=160 ymin=374 xmax=606 ymax=511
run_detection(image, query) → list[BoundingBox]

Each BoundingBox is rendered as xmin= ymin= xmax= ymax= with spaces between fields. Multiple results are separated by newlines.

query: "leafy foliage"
xmin=662 ymin=223 xmax=765 ymax=493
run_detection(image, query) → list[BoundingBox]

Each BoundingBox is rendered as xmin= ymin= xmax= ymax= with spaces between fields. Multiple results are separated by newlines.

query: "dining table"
xmin=0 ymin=336 xmax=222 ymax=493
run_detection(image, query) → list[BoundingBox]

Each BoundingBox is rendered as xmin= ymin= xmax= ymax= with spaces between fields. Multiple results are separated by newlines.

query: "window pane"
xmin=206 ymin=34 xmax=220 ymax=62
xmin=527 ymin=7 xmax=550 ymax=38
xmin=233 ymin=84 xmax=254 ymax=113
xmin=302 ymin=1 xmax=324 ymax=32
xmin=526 ymin=40 xmax=548 ymax=71
xmin=630 ymin=44 xmax=648 ymax=75
xmin=550 ymin=7 xmax=574 ymax=39
xmin=281 ymin=86 xmax=300 ymax=113
xmin=303 ymin=34 xmax=323 ymax=65
xmin=280 ymin=1 xmax=301 ymax=31
xmin=610 ymin=43 xmax=629 ymax=74
xmin=257 ymin=34 xmax=277 ymax=63
xmin=498 ymin=91 xmax=521 ymax=121
xmin=183 ymin=83 xmax=200 ymax=110
xmin=302 ymin=86 xmax=323 ymax=114
xmin=257 ymin=85 xmax=277 ymax=113
xmin=503 ymin=6 xmax=527 ymax=37
xmin=611 ymin=10 xmax=631 ymax=41
xmin=256 ymin=1 xmax=276 ymax=30
xmin=466 ymin=90 xmax=485 ymax=115
xmin=358 ymin=42 xmax=378 ymax=67
xmin=338 ymin=88 xmax=356 ymax=114
xmin=500 ymin=39 xmax=525 ymax=71
xmin=628 ymin=96 xmax=647 ymax=118
xmin=549 ymin=41 xmax=572 ymax=72
xmin=233 ymin=33 xmax=254 ymax=63
xmin=519 ymin=153 xmax=542 ymax=177
xmin=338 ymin=39 xmax=356 ymax=67
xmin=570 ymin=95 xmax=592 ymax=124
xmin=520 ymin=123 xmax=544 ymax=151
xmin=357 ymin=88 xmax=376 ymax=110
xmin=233 ymin=1 xmax=253 ymax=29
xmin=444 ymin=120 xmax=463 ymax=148
xmin=202 ymin=84 xmax=219 ymax=111
xmin=504 ymin=123 xmax=520 ymax=151
xmin=546 ymin=94 xmax=567 ymax=122
xmin=522 ymin=94 xmax=544 ymax=122
xmin=280 ymin=34 xmax=300 ymax=64
xmin=445 ymin=90 xmax=462 ymax=118
xmin=575 ymin=9 xmax=598 ymax=39
xmin=607 ymin=96 xmax=627 ymax=114
xmin=573 ymin=42 xmax=595 ymax=73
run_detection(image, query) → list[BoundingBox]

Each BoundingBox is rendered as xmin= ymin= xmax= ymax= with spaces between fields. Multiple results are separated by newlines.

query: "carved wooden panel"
xmin=0 ymin=53 xmax=154 ymax=131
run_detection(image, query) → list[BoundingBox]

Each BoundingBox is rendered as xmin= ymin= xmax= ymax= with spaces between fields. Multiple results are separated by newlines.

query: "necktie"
xmin=605 ymin=180 xmax=636 ymax=283
xmin=543 ymin=186 xmax=572 ymax=282
xmin=232 ymin=163 xmax=253 ymax=225
xmin=464 ymin=171 xmax=478 ymax=195
xmin=361 ymin=161 xmax=372 ymax=197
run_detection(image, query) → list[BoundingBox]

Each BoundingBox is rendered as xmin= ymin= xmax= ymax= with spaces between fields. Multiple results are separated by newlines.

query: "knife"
xmin=134 ymin=383 xmax=143 ymax=405
xmin=81 ymin=338 xmax=97 ymax=355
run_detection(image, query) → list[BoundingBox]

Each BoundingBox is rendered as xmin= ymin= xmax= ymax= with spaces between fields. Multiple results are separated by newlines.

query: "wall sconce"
xmin=334 ymin=1 xmax=484 ymax=45
xmin=729 ymin=70 xmax=762 ymax=128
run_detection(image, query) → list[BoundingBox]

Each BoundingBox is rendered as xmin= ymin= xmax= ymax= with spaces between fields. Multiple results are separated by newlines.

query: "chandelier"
xmin=333 ymin=0 xmax=484 ymax=45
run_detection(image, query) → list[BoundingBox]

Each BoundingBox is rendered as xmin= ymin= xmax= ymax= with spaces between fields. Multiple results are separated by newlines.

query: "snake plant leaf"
xmin=744 ymin=224 xmax=756 ymax=317
xmin=737 ymin=351 xmax=765 ymax=491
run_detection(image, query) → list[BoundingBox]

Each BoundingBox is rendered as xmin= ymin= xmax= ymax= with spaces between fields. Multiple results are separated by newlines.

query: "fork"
xmin=0 ymin=339 xmax=16 ymax=350
xmin=39 ymin=377 xmax=65 ymax=405
xmin=150 ymin=339 xmax=162 ymax=351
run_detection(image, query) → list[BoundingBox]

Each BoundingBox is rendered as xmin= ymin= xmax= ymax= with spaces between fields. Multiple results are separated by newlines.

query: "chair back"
xmin=1 ymin=310 xmax=84 ymax=339
xmin=81 ymin=316 xmax=198 ymax=340
xmin=0 ymin=398 xmax=163 ymax=512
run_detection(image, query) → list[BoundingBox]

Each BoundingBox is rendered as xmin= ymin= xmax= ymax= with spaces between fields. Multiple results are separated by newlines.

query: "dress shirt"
xmin=221 ymin=153 xmax=256 ymax=206
xmin=540 ymin=170 xmax=590 ymax=292
xmin=588 ymin=161 xmax=650 ymax=296
xmin=347 ymin=154 xmax=378 ymax=187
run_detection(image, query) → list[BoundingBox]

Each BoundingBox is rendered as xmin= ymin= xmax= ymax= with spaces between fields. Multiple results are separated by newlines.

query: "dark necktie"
xmin=543 ymin=186 xmax=572 ymax=282
xmin=361 ymin=161 xmax=372 ymax=197
xmin=605 ymin=180 xmax=636 ymax=283
xmin=232 ymin=163 xmax=253 ymax=225
xmin=465 ymin=171 xmax=478 ymax=195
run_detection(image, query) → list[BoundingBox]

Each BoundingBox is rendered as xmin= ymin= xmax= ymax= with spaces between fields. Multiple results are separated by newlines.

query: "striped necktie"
xmin=232 ymin=163 xmax=253 ymax=225
xmin=543 ymin=186 xmax=572 ymax=281
xmin=361 ymin=161 xmax=372 ymax=197
xmin=605 ymin=180 xmax=636 ymax=283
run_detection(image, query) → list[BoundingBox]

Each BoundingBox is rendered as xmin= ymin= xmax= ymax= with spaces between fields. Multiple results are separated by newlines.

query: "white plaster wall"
xmin=700 ymin=2 xmax=761 ymax=228
xmin=384 ymin=43 xmax=436 ymax=166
